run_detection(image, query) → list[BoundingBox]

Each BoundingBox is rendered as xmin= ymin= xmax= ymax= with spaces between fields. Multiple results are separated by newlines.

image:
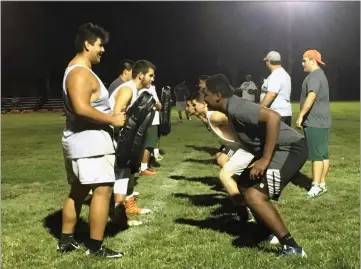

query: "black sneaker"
xmin=57 ymin=239 xmax=81 ymax=253
xmin=86 ymin=246 xmax=124 ymax=258
xmin=278 ymin=245 xmax=307 ymax=258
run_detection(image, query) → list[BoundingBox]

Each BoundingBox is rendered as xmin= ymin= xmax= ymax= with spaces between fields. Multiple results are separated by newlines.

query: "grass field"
xmin=1 ymin=102 xmax=360 ymax=269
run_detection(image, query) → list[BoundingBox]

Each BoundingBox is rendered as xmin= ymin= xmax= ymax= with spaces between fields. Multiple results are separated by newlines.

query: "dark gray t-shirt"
xmin=226 ymin=95 xmax=305 ymax=156
xmin=108 ymin=77 xmax=124 ymax=97
xmin=174 ymin=84 xmax=189 ymax=102
xmin=300 ymin=69 xmax=331 ymax=128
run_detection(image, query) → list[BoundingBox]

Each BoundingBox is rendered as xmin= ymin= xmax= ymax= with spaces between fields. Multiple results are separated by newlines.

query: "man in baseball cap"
xmin=302 ymin=50 xmax=326 ymax=66
xmin=261 ymin=51 xmax=293 ymax=126
xmin=263 ymin=51 xmax=282 ymax=62
xmin=297 ymin=49 xmax=331 ymax=198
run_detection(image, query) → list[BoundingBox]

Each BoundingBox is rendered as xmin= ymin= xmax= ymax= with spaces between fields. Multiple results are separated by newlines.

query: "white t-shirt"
xmin=260 ymin=67 xmax=292 ymax=116
xmin=240 ymin=81 xmax=257 ymax=101
xmin=139 ymin=85 xmax=160 ymax=125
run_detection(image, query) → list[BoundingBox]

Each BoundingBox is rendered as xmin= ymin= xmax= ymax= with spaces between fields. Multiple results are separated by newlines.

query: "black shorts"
xmin=281 ymin=116 xmax=292 ymax=127
xmin=220 ymin=143 xmax=241 ymax=158
xmin=237 ymin=139 xmax=307 ymax=200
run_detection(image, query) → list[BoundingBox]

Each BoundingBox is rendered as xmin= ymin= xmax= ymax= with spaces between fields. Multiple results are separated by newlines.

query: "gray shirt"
xmin=226 ymin=95 xmax=305 ymax=157
xmin=108 ymin=77 xmax=124 ymax=97
xmin=174 ymin=84 xmax=189 ymax=102
xmin=300 ymin=69 xmax=331 ymax=128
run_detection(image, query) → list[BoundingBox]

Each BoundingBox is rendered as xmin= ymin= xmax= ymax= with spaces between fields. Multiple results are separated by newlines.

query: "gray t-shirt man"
xmin=226 ymin=95 xmax=305 ymax=157
xmin=108 ymin=77 xmax=125 ymax=97
xmin=300 ymin=69 xmax=331 ymax=128
xmin=174 ymin=84 xmax=190 ymax=102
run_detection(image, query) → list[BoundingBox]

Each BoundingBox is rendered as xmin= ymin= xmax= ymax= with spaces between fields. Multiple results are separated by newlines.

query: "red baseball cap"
xmin=303 ymin=50 xmax=325 ymax=65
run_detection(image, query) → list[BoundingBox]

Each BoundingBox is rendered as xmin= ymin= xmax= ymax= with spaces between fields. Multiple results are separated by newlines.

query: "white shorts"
xmin=64 ymin=154 xmax=116 ymax=185
xmin=176 ymin=101 xmax=186 ymax=112
xmin=223 ymin=148 xmax=254 ymax=176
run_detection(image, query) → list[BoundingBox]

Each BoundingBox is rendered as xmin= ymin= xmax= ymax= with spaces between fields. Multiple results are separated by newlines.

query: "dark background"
xmin=1 ymin=1 xmax=360 ymax=100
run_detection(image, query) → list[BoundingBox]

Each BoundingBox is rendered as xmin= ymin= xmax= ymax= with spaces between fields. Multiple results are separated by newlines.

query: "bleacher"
xmin=1 ymin=97 xmax=63 ymax=114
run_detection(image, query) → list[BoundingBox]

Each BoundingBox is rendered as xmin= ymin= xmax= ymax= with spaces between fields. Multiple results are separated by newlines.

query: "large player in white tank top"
xmin=58 ymin=22 xmax=125 ymax=258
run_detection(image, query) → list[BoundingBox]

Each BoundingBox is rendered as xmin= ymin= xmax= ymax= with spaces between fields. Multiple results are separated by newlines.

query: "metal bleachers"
xmin=1 ymin=97 xmax=63 ymax=113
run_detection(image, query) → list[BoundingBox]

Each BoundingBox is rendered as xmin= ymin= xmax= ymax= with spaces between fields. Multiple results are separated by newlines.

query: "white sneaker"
xmin=132 ymin=191 xmax=140 ymax=197
xmin=306 ymin=185 xmax=322 ymax=198
xmin=319 ymin=184 xmax=327 ymax=194
xmin=268 ymin=234 xmax=280 ymax=245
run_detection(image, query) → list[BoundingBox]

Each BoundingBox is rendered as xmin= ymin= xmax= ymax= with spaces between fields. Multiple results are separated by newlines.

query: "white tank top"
xmin=206 ymin=111 xmax=236 ymax=146
xmin=109 ymin=80 xmax=139 ymax=111
xmin=62 ymin=64 xmax=115 ymax=159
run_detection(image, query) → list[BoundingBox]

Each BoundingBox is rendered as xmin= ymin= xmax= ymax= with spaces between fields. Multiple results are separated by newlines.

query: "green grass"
xmin=1 ymin=102 xmax=360 ymax=269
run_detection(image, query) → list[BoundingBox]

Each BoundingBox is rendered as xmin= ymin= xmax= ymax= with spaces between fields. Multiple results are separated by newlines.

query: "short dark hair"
xmin=119 ymin=59 xmax=134 ymax=74
xmin=75 ymin=22 xmax=109 ymax=53
xmin=193 ymin=90 xmax=205 ymax=102
xmin=132 ymin=60 xmax=156 ymax=79
xmin=206 ymin=74 xmax=234 ymax=98
xmin=199 ymin=75 xmax=210 ymax=81
xmin=186 ymin=91 xmax=198 ymax=102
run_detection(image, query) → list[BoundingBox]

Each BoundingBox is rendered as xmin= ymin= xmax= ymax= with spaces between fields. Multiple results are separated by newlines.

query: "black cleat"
xmin=57 ymin=240 xmax=81 ymax=254
xmin=86 ymin=246 xmax=124 ymax=258
xmin=278 ymin=245 xmax=307 ymax=258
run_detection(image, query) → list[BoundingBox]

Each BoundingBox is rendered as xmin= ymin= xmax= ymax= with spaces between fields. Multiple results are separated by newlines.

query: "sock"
xmin=154 ymin=148 xmax=160 ymax=156
xmin=319 ymin=182 xmax=326 ymax=188
xmin=141 ymin=162 xmax=148 ymax=171
xmin=88 ymin=238 xmax=103 ymax=252
xmin=279 ymin=233 xmax=299 ymax=248
xmin=312 ymin=182 xmax=320 ymax=187
xmin=60 ymin=233 xmax=74 ymax=244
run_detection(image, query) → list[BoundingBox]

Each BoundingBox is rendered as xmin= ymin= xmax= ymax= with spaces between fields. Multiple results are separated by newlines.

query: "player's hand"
xmin=296 ymin=115 xmax=303 ymax=129
xmin=249 ymin=158 xmax=270 ymax=180
xmin=155 ymin=102 xmax=162 ymax=111
xmin=111 ymin=111 xmax=127 ymax=127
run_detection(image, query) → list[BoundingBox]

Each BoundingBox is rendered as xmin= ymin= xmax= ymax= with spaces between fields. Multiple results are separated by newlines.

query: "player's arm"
xmin=248 ymin=82 xmax=258 ymax=95
xmin=113 ymin=86 xmax=133 ymax=114
xmin=296 ymin=77 xmax=320 ymax=128
xmin=210 ymin=111 xmax=229 ymax=126
xmin=66 ymin=68 xmax=115 ymax=125
xmin=299 ymin=92 xmax=317 ymax=118
xmin=260 ymin=78 xmax=279 ymax=108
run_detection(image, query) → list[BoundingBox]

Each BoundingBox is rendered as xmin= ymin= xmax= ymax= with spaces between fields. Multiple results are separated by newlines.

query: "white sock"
xmin=141 ymin=162 xmax=148 ymax=171
xmin=154 ymin=148 xmax=160 ymax=156
xmin=312 ymin=182 xmax=320 ymax=187
xmin=319 ymin=182 xmax=326 ymax=188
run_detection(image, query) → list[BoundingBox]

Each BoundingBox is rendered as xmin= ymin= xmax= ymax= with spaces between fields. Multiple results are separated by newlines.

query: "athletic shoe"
xmin=125 ymin=197 xmax=152 ymax=215
xmin=155 ymin=155 xmax=164 ymax=161
xmin=86 ymin=246 xmax=124 ymax=258
xmin=268 ymin=234 xmax=280 ymax=245
xmin=278 ymin=245 xmax=307 ymax=258
xmin=140 ymin=168 xmax=158 ymax=176
xmin=132 ymin=191 xmax=140 ymax=197
xmin=57 ymin=239 xmax=81 ymax=253
xmin=319 ymin=184 xmax=328 ymax=194
xmin=306 ymin=185 xmax=323 ymax=198
xmin=127 ymin=219 xmax=143 ymax=226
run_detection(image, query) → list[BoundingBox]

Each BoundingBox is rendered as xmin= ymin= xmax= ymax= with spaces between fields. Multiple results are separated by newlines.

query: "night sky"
xmin=1 ymin=1 xmax=360 ymax=100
